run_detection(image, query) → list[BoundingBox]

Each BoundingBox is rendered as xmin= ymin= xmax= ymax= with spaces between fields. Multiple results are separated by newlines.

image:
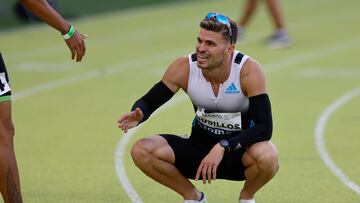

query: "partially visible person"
xmin=0 ymin=0 xmax=86 ymax=202
xmin=118 ymin=12 xmax=278 ymax=203
xmin=238 ymin=0 xmax=291 ymax=48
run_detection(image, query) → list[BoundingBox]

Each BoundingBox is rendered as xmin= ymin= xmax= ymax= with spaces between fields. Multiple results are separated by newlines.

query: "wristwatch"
xmin=219 ymin=139 xmax=230 ymax=152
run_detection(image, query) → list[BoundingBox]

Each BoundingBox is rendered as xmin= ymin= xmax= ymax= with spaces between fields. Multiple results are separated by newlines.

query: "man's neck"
xmin=202 ymin=54 xmax=233 ymax=85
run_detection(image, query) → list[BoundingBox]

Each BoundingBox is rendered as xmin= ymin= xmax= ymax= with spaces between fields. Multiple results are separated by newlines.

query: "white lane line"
xmin=115 ymin=93 xmax=188 ymax=203
xmin=115 ymin=127 xmax=143 ymax=203
xmin=296 ymin=68 xmax=360 ymax=79
xmin=315 ymin=87 xmax=360 ymax=195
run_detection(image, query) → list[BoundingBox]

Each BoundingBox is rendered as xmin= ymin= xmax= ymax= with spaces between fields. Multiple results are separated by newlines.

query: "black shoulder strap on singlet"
xmin=191 ymin=53 xmax=197 ymax=62
xmin=234 ymin=52 xmax=244 ymax=64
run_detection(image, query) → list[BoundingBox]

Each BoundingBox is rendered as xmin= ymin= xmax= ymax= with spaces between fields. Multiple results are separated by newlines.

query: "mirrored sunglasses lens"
xmin=205 ymin=12 xmax=217 ymax=19
xmin=215 ymin=15 xmax=229 ymax=25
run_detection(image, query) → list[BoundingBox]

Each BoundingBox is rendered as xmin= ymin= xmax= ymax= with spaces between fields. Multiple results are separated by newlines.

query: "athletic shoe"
xmin=266 ymin=31 xmax=291 ymax=49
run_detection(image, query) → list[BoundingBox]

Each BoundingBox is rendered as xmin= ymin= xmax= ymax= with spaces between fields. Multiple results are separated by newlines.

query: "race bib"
xmin=195 ymin=107 xmax=242 ymax=135
xmin=0 ymin=72 xmax=11 ymax=96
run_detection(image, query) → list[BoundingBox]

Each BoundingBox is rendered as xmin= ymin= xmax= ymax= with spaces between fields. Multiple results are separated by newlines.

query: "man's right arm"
xmin=133 ymin=56 xmax=189 ymax=123
xmin=118 ymin=56 xmax=189 ymax=132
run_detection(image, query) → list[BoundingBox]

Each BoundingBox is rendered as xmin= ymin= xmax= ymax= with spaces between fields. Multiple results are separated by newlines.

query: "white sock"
xmin=184 ymin=192 xmax=207 ymax=203
xmin=239 ymin=198 xmax=255 ymax=203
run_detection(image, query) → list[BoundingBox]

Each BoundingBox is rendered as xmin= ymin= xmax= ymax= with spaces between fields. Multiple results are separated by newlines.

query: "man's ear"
xmin=226 ymin=44 xmax=235 ymax=55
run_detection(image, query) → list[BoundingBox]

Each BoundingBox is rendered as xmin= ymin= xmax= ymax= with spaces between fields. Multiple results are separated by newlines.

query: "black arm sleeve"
xmin=131 ymin=81 xmax=175 ymax=124
xmin=228 ymin=94 xmax=273 ymax=150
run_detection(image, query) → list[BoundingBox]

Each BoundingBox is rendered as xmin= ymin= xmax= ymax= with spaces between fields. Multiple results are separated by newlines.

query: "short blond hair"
xmin=200 ymin=17 xmax=237 ymax=44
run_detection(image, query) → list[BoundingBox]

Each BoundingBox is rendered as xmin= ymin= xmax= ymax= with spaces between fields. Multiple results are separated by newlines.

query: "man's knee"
xmin=246 ymin=141 xmax=279 ymax=172
xmin=131 ymin=138 xmax=151 ymax=164
xmin=130 ymin=136 xmax=166 ymax=164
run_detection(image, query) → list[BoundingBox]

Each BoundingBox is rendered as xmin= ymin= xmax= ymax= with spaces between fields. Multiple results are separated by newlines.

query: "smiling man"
xmin=118 ymin=13 xmax=278 ymax=203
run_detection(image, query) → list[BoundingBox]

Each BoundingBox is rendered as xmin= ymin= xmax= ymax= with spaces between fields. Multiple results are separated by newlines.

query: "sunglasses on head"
xmin=204 ymin=12 xmax=233 ymax=44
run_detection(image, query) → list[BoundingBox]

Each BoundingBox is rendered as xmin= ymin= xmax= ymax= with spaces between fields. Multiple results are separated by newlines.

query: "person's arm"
xmin=20 ymin=0 xmax=86 ymax=62
xmin=118 ymin=56 xmax=189 ymax=133
xmin=227 ymin=58 xmax=273 ymax=150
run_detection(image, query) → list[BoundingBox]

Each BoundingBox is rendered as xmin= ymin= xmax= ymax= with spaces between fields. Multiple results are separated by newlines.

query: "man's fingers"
xmin=82 ymin=40 xmax=86 ymax=55
xmin=70 ymin=47 xmax=75 ymax=60
xmin=195 ymin=163 xmax=203 ymax=181
xmin=207 ymin=166 xmax=212 ymax=183
xmin=119 ymin=120 xmax=126 ymax=129
xmin=76 ymin=47 xmax=83 ymax=62
xmin=81 ymin=33 xmax=88 ymax=39
xmin=212 ymin=164 xmax=217 ymax=181
xmin=201 ymin=165 xmax=207 ymax=184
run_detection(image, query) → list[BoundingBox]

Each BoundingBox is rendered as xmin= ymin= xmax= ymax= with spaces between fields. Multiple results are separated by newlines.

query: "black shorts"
xmin=160 ymin=126 xmax=247 ymax=181
xmin=0 ymin=53 xmax=12 ymax=102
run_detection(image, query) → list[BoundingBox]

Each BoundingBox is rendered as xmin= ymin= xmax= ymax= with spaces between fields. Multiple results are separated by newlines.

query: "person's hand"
xmin=195 ymin=143 xmax=225 ymax=184
xmin=64 ymin=30 xmax=87 ymax=62
xmin=117 ymin=108 xmax=144 ymax=133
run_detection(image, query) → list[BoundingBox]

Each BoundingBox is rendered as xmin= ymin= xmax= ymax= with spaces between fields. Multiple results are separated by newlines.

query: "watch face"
xmin=220 ymin=140 xmax=229 ymax=146
xmin=220 ymin=139 xmax=229 ymax=148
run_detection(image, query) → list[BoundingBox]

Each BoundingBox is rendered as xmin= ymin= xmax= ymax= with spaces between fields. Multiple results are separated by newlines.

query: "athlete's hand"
xmin=195 ymin=143 xmax=225 ymax=184
xmin=65 ymin=30 xmax=87 ymax=62
xmin=118 ymin=108 xmax=144 ymax=133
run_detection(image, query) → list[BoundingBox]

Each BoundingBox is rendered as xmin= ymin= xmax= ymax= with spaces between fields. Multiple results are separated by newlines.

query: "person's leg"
xmin=238 ymin=0 xmax=258 ymax=27
xmin=239 ymin=141 xmax=279 ymax=200
xmin=0 ymin=101 xmax=23 ymax=203
xmin=0 ymin=54 xmax=23 ymax=203
xmin=264 ymin=0 xmax=291 ymax=48
xmin=264 ymin=0 xmax=285 ymax=30
xmin=130 ymin=135 xmax=202 ymax=201
xmin=237 ymin=0 xmax=258 ymax=41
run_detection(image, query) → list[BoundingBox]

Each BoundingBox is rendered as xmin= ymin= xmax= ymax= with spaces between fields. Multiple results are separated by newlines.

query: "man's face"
xmin=195 ymin=28 xmax=230 ymax=69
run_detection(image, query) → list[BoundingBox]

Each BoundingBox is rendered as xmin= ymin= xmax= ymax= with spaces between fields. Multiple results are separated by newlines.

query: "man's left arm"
xmin=227 ymin=58 xmax=273 ymax=151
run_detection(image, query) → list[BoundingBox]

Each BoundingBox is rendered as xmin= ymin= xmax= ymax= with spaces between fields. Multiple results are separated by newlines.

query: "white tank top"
xmin=187 ymin=51 xmax=250 ymax=135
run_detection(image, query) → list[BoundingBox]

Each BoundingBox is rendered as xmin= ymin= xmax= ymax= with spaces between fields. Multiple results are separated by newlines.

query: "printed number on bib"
xmin=195 ymin=107 xmax=242 ymax=135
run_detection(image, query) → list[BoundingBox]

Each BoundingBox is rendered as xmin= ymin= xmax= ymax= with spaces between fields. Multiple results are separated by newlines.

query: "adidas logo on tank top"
xmin=225 ymin=82 xmax=240 ymax=94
